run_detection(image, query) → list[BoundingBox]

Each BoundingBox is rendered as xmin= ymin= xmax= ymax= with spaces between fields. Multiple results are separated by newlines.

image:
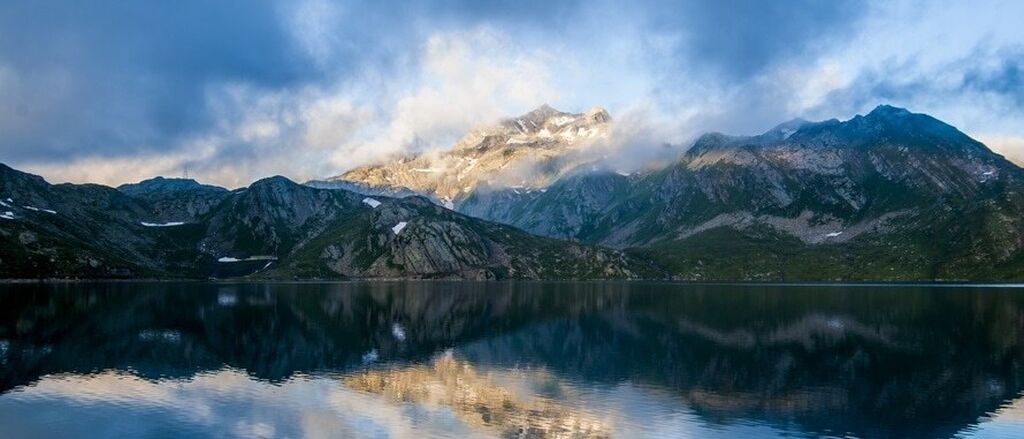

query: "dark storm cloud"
xmin=809 ymin=58 xmax=929 ymax=117
xmin=961 ymin=52 xmax=1024 ymax=108
xmin=649 ymin=0 xmax=868 ymax=82
xmin=0 ymin=0 xmax=316 ymax=161
xmin=810 ymin=47 xmax=1024 ymax=120
xmin=0 ymin=0 xmax=599 ymax=165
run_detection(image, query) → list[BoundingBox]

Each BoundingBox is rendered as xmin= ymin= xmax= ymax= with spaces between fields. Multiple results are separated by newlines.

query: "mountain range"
xmin=3 ymin=104 xmax=1023 ymax=280
xmin=0 ymin=165 xmax=659 ymax=280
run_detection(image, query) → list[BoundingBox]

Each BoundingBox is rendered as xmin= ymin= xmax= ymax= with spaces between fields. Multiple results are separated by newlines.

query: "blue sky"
xmin=1 ymin=0 xmax=1022 ymax=187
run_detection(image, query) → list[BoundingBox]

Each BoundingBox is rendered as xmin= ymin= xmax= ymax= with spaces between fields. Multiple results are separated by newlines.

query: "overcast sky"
xmin=2 ymin=0 xmax=1022 ymax=187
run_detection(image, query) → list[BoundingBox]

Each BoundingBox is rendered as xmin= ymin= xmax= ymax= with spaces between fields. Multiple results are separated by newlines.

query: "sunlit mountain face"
xmin=3 ymin=282 xmax=1024 ymax=438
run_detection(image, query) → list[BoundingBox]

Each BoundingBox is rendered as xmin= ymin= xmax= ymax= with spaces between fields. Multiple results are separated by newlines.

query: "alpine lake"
xmin=2 ymin=281 xmax=1024 ymax=439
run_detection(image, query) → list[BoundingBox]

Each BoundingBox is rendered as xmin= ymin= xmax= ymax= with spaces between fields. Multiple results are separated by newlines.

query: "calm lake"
xmin=2 ymin=282 xmax=1024 ymax=438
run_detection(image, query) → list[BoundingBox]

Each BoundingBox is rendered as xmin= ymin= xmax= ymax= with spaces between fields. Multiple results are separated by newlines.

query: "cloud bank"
xmin=1 ymin=0 xmax=1023 ymax=187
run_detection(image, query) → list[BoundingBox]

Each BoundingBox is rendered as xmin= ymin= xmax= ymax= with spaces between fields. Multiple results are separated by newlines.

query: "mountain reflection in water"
xmin=2 ymin=282 xmax=1024 ymax=438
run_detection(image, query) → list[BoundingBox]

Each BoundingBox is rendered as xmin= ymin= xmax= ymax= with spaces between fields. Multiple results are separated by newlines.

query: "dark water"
xmin=2 ymin=282 xmax=1024 ymax=438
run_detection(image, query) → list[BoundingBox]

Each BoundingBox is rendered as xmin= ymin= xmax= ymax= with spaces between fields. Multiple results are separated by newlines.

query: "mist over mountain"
xmin=312 ymin=105 xmax=617 ymax=208
xmin=4 ymin=103 xmax=1024 ymax=280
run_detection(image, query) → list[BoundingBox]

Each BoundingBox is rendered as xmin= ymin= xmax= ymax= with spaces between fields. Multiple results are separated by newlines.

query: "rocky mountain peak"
xmin=118 ymin=176 xmax=225 ymax=196
xmin=750 ymin=118 xmax=813 ymax=144
xmin=867 ymin=104 xmax=912 ymax=118
xmin=333 ymin=104 xmax=615 ymax=204
xmin=499 ymin=104 xmax=595 ymax=135
xmin=249 ymin=175 xmax=296 ymax=189
xmin=500 ymin=105 xmax=558 ymax=134
xmin=132 ymin=176 xmax=199 ymax=186
xmin=842 ymin=105 xmax=981 ymax=153
xmin=494 ymin=104 xmax=612 ymax=136
xmin=116 ymin=175 xmax=231 ymax=223
xmin=585 ymin=107 xmax=611 ymax=124
xmin=243 ymin=176 xmax=312 ymax=204
xmin=853 ymin=104 xmax=942 ymax=131
xmin=525 ymin=103 xmax=560 ymax=119
xmin=688 ymin=106 xmax=978 ymax=158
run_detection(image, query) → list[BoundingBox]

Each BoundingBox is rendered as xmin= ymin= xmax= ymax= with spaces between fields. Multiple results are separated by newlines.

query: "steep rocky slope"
xmin=0 ymin=164 xmax=661 ymax=280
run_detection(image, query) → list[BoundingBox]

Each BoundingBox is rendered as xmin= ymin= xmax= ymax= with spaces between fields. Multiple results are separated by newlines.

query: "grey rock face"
xmin=304 ymin=194 xmax=662 ymax=280
xmin=389 ymin=221 xmax=490 ymax=275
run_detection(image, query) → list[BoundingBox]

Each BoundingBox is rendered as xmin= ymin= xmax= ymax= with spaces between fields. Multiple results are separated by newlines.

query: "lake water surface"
xmin=2 ymin=282 xmax=1024 ymax=438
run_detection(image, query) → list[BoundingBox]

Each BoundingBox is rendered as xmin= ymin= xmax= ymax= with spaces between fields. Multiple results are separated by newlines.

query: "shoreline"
xmin=4 ymin=277 xmax=1024 ymax=287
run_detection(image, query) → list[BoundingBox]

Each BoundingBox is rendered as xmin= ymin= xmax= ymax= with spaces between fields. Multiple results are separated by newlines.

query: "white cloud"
xmin=288 ymin=0 xmax=345 ymax=68
xmin=20 ymin=150 xmax=210 ymax=188
xmin=329 ymin=28 xmax=562 ymax=170
xmin=19 ymin=83 xmax=376 ymax=188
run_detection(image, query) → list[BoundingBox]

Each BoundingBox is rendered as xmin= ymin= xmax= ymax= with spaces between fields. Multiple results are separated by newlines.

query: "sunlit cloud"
xmin=978 ymin=136 xmax=1024 ymax=166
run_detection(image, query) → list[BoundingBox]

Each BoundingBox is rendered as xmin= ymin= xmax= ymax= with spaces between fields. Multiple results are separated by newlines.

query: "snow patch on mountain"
xmin=141 ymin=221 xmax=185 ymax=227
xmin=218 ymin=255 xmax=278 ymax=263
xmin=23 ymin=206 xmax=57 ymax=214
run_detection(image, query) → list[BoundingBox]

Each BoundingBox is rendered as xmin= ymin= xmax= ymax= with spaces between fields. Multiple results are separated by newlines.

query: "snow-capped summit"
xmin=584 ymin=107 xmax=611 ymax=124
xmin=331 ymin=105 xmax=613 ymax=206
xmin=501 ymin=104 xmax=563 ymax=134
